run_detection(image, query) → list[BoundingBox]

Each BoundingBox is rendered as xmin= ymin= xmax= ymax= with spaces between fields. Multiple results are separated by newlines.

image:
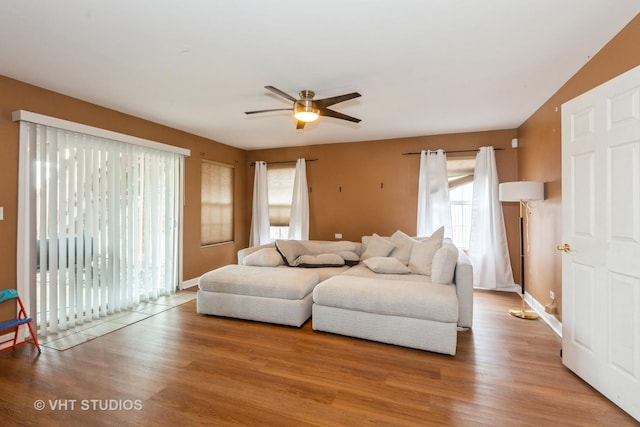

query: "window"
xmin=267 ymin=164 xmax=296 ymax=240
xmin=449 ymin=182 xmax=474 ymax=249
xmin=201 ymin=160 xmax=234 ymax=245
xmin=447 ymin=157 xmax=475 ymax=249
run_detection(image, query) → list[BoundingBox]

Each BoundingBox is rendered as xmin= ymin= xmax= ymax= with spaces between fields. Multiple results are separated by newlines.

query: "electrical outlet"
xmin=335 ymin=233 xmax=342 ymax=240
xmin=549 ymin=290 xmax=555 ymax=300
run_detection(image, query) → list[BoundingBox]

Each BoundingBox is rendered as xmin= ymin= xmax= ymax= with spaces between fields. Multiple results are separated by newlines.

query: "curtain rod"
xmin=402 ymin=148 xmax=505 ymax=155
xmin=250 ymin=158 xmax=319 ymax=166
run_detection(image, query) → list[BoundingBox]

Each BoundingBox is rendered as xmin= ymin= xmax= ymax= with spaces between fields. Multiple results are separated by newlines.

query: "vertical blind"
xmin=19 ymin=119 xmax=185 ymax=335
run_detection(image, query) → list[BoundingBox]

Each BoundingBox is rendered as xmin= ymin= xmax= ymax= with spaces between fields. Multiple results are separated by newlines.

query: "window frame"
xmin=447 ymin=156 xmax=476 ymax=250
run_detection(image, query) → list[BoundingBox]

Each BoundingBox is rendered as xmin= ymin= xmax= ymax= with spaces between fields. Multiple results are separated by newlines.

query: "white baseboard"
xmin=181 ymin=277 xmax=199 ymax=290
xmin=474 ymin=284 xmax=519 ymax=292
xmin=526 ymin=292 xmax=562 ymax=338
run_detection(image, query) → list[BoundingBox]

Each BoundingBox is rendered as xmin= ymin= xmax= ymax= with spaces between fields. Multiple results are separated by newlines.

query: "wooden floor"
xmin=0 ymin=290 xmax=636 ymax=426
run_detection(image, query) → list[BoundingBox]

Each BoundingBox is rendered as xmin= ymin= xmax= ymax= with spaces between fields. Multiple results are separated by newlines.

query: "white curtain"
xmin=469 ymin=146 xmax=514 ymax=289
xmin=18 ymin=121 xmax=184 ymax=336
xmin=249 ymin=161 xmax=271 ymax=246
xmin=288 ymin=158 xmax=309 ymax=240
xmin=416 ymin=149 xmax=453 ymax=238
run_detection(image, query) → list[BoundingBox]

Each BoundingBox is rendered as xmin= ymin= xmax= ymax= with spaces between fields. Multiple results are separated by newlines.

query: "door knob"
xmin=556 ymin=243 xmax=571 ymax=253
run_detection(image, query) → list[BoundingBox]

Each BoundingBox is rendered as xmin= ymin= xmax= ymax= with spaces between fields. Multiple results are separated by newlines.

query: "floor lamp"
xmin=499 ymin=181 xmax=544 ymax=320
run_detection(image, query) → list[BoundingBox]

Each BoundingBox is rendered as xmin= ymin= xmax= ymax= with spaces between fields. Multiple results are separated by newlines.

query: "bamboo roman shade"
xmin=201 ymin=160 xmax=234 ymax=245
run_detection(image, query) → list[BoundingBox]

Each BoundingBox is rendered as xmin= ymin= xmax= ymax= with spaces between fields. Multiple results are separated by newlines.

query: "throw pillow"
xmin=361 ymin=235 xmax=390 ymax=253
xmin=408 ymin=226 xmax=445 ymax=275
xmin=302 ymin=240 xmax=361 ymax=257
xmin=296 ymin=253 xmax=345 ymax=268
xmin=274 ymin=240 xmax=306 ymax=266
xmin=363 ymin=257 xmax=410 ymax=274
xmin=360 ymin=233 xmax=396 ymax=260
xmin=337 ymin=250 xmax=361 ymax=266
xmin=431 ymin=243 xmax=459 ymax=284
xmin=243 ymin=248 xmax=284 ymax=267
xmin=389 ymin=230 xmax=416 ymax=265
xmin=361 ymin=235 xmax=371 ymax=252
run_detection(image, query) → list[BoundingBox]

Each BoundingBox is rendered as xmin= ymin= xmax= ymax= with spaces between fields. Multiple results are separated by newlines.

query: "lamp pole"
xmin=509 ymin=200 xmax=538 ymax=319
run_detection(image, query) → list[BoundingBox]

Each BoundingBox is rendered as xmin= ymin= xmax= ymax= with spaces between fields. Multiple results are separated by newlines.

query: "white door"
xmin=561 ymin=64 xmax=640 ymax=421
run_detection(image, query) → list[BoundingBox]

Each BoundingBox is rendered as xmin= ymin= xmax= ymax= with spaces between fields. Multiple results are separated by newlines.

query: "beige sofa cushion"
xmin=297 ymin=253 xmax=345 ymax=267
xmin=274 ymin=240 xmax=307 ymax=265
xmin=300 ymin=240 xmax=361 ymax=256
xmin=313 ymin=275 xmax=458 ymax=323
xmin=431 ymin=243 xmax=459 ymax=284
xmin=243 ymin=248 xmax=285 ymax=267
xmin=275 ymin=240 xmax=360 ymax=267
xmin=363 ymin=257 xmax=410 ymax=274
xmin=360 ymin=234 xmax=396 ymax=260
xmin=389 ymin=230 xmax=416 ymax=265
xmin=198 ymin=265 xmax=319 ymax=300
xmin=341 ymin=264 xmax=431 ymax=283
xmin=409 ymin=226 xmax=444 ymax=275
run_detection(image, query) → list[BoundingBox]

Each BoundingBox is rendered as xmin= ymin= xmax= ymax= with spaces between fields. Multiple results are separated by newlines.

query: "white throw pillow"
xmin=337 ymin=250 xmax=361 ymax=265
xmin=431 ymin=243 xmax=459 ymax=284
xmin=360 ymin=234 xmax=396 ymax=260
xmin=389 ymin=230 xmax=416 ymax=265
xmin=243 ymin=248 xmax=284 ymax=267
xmin=408 ymin=226 xmax=445 ymax=275
xmin=363 ymin=257 xmax=410 ymax=274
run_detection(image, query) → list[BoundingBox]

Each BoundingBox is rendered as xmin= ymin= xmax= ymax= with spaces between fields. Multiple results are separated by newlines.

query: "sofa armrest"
xmin=454 ymin=250 xmax=473 ymax=328
xmin=237 ymin=243 xmax=275 ymax=265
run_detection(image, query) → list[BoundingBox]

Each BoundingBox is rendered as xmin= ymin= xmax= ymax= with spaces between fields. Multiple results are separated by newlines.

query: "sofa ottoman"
xmin=197 ymin=265 xmax=320 ymax=327
xmin=312 ymin=275 xmax=459 ymax=355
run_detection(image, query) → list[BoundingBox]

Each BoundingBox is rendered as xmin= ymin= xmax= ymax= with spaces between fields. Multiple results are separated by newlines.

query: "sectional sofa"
xmin=197 ymin=229 xmax=473 ymax=355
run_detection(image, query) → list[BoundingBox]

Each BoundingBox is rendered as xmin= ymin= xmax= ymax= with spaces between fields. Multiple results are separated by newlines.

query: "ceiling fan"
xmin=245 ymin=86 xmax=361 ymax=129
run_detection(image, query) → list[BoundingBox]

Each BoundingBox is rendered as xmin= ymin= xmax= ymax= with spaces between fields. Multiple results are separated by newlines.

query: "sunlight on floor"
xmin=39 ymin=291 xmax=197 ymax=351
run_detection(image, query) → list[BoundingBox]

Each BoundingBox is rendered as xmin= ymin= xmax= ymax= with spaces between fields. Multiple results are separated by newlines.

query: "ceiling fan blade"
xmin=245 ymin=108 xmax=293 ymax=115
xmin=320 ymin=108 xmax=361 ymax=123
xmin=296 ymin=120 xmax=306 ymax=130
xmin=316 ymin=92 xmax=361 ymax=108
xmin=265 ymin=86 xmax=298 ymax=102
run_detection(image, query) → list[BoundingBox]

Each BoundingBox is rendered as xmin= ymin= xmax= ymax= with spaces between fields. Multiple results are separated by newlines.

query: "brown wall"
xmin=516 ymin=14 xmax=640 ymax=320
xmin=0 ymin=76 xmax=247 ymax=320
xmin=246 ymin=129 xmax=521 ymax=278
xmin=3 ymin=13 xmax=637 ymax=324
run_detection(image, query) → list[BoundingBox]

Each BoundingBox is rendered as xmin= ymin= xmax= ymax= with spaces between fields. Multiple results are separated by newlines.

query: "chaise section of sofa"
xmin=197 ymin=241 xmax=360 ymax=326
xmin=197 ymin=264 xmax=321 ymax=327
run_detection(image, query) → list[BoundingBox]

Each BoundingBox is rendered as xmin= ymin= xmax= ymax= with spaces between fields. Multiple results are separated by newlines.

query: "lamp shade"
xmin=499 ymin=181 xmax=544 ymax=202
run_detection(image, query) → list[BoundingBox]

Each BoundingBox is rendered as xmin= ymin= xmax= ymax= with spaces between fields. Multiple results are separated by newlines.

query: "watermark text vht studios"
xmin=34 ymin=399 xmax=143 ymax=411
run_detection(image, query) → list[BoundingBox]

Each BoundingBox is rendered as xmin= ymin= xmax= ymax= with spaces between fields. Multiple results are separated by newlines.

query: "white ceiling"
xmin=1 ymin=1 xmax=638 ymax=150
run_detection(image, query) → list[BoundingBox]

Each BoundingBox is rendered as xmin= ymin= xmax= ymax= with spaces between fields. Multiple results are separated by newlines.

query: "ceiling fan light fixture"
xmin=294 ymin=99 xmax=320 ymax=122
xmin=246 ymin=86 xmax=361 ymax=128
xmin=294 ymin=109 xmax=319 ymax=122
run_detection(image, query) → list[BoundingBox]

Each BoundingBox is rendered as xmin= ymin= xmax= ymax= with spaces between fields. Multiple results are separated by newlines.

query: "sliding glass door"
xmin=16 ymin=113 xmax=187 ymax=336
